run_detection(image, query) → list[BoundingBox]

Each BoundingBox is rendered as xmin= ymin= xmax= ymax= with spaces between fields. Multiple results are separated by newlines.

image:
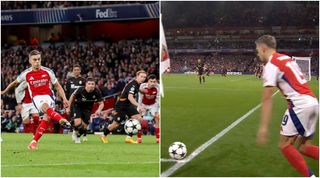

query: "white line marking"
xmin=230 ymin=76 xmax=254 ymax=82
xmin=161 ymin=90 xmax=280 ymax=177
xmin=2 ymin=161 xmax=158 ymax=168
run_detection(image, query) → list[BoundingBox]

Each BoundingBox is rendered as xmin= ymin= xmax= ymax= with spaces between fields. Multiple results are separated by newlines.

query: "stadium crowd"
xmin=1 ymin=39 xmax=159 ymax=132
xmin=1 ymin=1 xmax=156 ymax=10
xmin=162 ymin=1 xmax=318 ymax=28
xmin=167 ymin=39 xmax=318 ymax=50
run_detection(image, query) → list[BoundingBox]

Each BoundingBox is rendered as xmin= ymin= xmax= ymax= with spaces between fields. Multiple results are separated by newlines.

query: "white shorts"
xmin=280 ymin=105 xmax=319 ymax=137
xmin=142 ymin=103 xmax=159 ymax=116
xmin=21 ymin=103 xmax=38 ymax=120
xmin=32 ymin=95 xmax=55 ymax=113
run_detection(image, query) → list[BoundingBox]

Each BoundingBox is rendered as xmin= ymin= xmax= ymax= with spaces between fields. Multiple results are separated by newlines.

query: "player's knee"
xmin=22 ymin=119 xmax=31 ymax=124
xmin=74 ymin=119 xmax=82 ymax=127
xmin=278 ymin=141 xmax=292 ymax=149
xmin=41 ymin=103 xmax=50 ymax=112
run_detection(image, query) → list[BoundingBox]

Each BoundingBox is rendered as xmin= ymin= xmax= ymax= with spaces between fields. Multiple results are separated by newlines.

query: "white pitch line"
xmin=161 ymin=90 xmax=280 ymax=177
xmin=2 ymin=161 xmax=158 ymax=168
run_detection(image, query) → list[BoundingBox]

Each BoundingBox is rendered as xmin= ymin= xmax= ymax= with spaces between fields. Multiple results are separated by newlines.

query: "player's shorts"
xmin=32 ymin=95 xmax=55 ymax=113
xmin=21 ymin=103 xmax=38 ymax=120
xmin=73 ymin=106 xmax=91 ymax=125
xmin=113 ymin=104 xmax=139 ymax=123
xmin=142 ymin=103 xmax=159 ymax=116
xmin=197 ymin=72 xmax=203 ymax=76
xmin=280 ymin=104 xmax=319 ymax=137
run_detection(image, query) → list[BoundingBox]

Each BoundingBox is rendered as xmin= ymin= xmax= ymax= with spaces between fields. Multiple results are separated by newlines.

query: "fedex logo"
xmin=96 ymin=9 xmax=117 ymax=19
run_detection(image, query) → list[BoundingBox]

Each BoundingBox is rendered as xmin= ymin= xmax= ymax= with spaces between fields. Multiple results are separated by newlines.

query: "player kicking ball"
xmin=1 ymin=50 xmax=71 ymax=150
xmin=255 ymin=35 xmax=319 ymax=177
xmin=137 ymin=74 xmax=160 ymax=144
xmin=100 ymin=70 xmax=147 ymax=144
xmin=66 ymin=77 xmax=104 ymax=143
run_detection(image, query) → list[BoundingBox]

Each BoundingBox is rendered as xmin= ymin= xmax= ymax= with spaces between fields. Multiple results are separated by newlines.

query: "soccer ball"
xmin=124 ymin=119 xmax=141 ymax=135
xmin=168 ymin=142 xmax=187 ymax=160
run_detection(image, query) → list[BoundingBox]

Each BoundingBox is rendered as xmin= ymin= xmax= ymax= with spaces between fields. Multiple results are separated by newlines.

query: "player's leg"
xmin=100 ymin=110 xmax=122 ymax=143
xmin=297 ymin=137 xmax=319 ymax=160
xmin=296 ymin=105 xmax=319 ymax=160
xmin=81 ymin=111 xmax=91 ymax=142
xmin=202 ymin=75 xmax=205 ymax=83
xmin=73 ymin=118 xmax=83 ymax=143
xmin=28 ymin=114 xmax=50 ymax=150
xmin=31 ymin=113 xmax=40 ymax=135
xmin=154 ymin=112 xmax=160 ymax=144
xmin=279 ymin=135 xmax=314 ymax=177
xmin=279 ymin=108 xmax=316 ymax=177
xmin=198 ymin=74 xmax=202 ymax=84
xmin=127 ymin=105 xmax=143 ymax=144
xmin=37 ymin=95 xmax=70 ymax=126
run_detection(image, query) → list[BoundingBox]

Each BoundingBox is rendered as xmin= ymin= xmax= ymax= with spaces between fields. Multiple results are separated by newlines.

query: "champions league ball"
xmin=168 ymin=142 xmax=187 ymax=160
xmin=124 ymin=119 xmax=141 ymax=135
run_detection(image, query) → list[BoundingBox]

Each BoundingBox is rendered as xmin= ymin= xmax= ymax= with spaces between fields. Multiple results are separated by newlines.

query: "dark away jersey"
xmin=72 ymin=86 xmax=102 ymax=111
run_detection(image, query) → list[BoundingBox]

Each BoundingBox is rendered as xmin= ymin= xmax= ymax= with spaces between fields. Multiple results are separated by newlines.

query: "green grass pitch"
xmin=161 ymin=74 xmax=319 ymax=177
xmin=1 ymin=134 xmax=159 ymax=177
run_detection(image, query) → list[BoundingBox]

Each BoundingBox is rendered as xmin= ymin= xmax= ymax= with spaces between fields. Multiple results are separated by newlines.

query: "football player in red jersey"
xmin=1 ymin=50 xmax=70 ymax=150
xmin=138 ymin=74 xmax=160 ymax=143
xmin=255 ymin=35 xmax=318 ymax=177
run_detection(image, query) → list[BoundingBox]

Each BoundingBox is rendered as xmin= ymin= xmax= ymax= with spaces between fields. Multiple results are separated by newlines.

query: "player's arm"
xmin=128 ymin=93 xmax=139 ymax=107
xmin=257 ymin=63 xmax=278 ymax=145
xmin=257 ymin=86 xmax=274 ymax=145
xmin=66 ymin=93 xmax=75 ymax=115
xmin=1 ymin=79 xmax=20 ymax=95
xmin=95 ymin=90 xmax=104 ymax=116
xmin=54 ymin=82 xmax=68 ymax=108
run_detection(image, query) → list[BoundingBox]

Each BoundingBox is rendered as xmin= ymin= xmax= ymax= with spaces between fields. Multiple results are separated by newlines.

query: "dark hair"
xmin=86 ymin=77 xmax=96 ymax=83
xmin=136 ymin=70 xmax=147 ymax=76
xmin=28 ymin=49 xmax=41 ymax=58
xmin=147 ymin=74 xmax=157 ymax=80
xmin=73 ymin=64 xmax=81 ymax=69
xmin=255 ymin=35 xmax=277 ymax=49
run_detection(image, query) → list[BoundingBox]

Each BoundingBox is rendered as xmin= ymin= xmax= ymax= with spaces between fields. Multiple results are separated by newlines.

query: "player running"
xmin=65 ymin=64 xmax=86 ymax=141
xmin=255 ymin=35 xmax=319 ymax=177
xmin=196 ymin=59 xmax=205 ymax=84
xmin=66 ymin=77 xmax=104 ymax=143
xmin=100 ymin=70 xmax=147 ymax=144
xmin=15 ymin=81 xmax=40 ymax=134
xmin=137 ymin=74 xmax=160 ymax=144
xmin=1 ymin=49 xmax=71 ymax=150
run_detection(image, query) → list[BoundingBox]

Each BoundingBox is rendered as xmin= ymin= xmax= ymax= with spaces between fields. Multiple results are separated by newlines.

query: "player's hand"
xmin=66 ymin=107 xmax=70 ymax=115
xmin=16 ymin=104 xmax=22 ymax=113
xmin=137 ymin=105 xmax=145 ymax=113
xmin=63 ymin=99 xmax=69 ymax=108
xmin=1 ymin=90 xmax=5 ymax=95
xmin=95 ymin=110 xmax=101 ymax=117
xmin=256 ymin=127 xmax=269 ymax=145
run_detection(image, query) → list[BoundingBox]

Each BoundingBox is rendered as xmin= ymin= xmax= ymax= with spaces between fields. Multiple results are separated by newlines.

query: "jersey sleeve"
xmin=15 ymin=81 xmax=27 ymax=103
xmin=16 ymin=71 xmax=27 ymax=83
xmin=96 ymin=89 xmax=103 ymax=102
xmin=72 ymin=87 xmax=81 ymax=98
xmin=262 ymin=62 xmax=279 ymax=87
xmin=46 ymin=68 xmax=58 ymax=85
xmin=129 ymin=83 xmax=136 ymax=95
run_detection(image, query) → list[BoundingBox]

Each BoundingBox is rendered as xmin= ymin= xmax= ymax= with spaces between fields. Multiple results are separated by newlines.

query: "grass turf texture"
xmin=161 ymin=74 xmax=319 ymax=177
xmin=1 ymin=134 xmax=159 ymax=177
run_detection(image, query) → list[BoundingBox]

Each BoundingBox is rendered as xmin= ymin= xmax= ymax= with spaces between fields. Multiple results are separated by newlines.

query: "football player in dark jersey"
xmin=100 ymin=70 xmax=147 ymax=144
xmin=66 ymin=77 xmax=104 ymax=143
